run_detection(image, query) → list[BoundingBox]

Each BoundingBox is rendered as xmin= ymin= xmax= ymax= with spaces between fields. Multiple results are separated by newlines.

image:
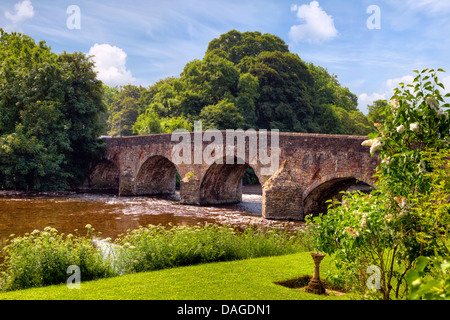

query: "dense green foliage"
xmin=0 ymin=224 xmax=312 ymax=291
xmin=113 ymin=223 xmax=310 ymax=274
xmin=103 ymin=30 xmax=374 ymax=136
xmin=308 ymin=69 xmax=450 ymax=300
xmin=0 ymin=30 xmax=105 ymax=191
xmin=0 ymin=226 xmax=113 ymax=291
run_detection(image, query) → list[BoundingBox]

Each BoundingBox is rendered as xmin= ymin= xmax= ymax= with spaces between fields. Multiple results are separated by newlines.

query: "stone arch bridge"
xmin=81 ymin=131 xmax=379 ymax=221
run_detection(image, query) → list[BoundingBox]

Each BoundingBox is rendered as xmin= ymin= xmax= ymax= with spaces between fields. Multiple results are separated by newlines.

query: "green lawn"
xmin=0 ymin=252 xmax=355 ymax=300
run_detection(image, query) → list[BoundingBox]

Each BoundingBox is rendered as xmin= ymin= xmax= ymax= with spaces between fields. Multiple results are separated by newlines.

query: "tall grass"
xmin=0 ymin=226 xmax=114 ymax=291
xmin=113 ymin=223 xmax=311 ymax=274
xmin=0 ymin=223 xmax=313 ymax=291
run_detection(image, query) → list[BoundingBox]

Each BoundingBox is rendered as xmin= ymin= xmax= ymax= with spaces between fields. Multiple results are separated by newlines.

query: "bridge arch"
xmin=135 ymin=155 xmax=179 ymax=196
xmin=303 ymin=174 xmax=374 ymax=217
xmin=85 ymin=159 xmax=120 ymax=193
xmin=199 ymin=155 xmax=262 ymax=205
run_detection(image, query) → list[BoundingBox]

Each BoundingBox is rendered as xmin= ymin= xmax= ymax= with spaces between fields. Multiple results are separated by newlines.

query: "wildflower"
xmin=361 ymin=139 xmax=373 ymax=147
xmin=410 ymin=122 xmax=419 ymax=131
xmin=396 ymin=125 xmax=405 ymax=134
xmin=85 ymin=224 xmax=92 ymax=229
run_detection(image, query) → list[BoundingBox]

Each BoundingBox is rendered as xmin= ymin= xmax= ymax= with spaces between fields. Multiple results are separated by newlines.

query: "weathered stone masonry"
xmin=81 ymin=132 xmax=379 ymax=221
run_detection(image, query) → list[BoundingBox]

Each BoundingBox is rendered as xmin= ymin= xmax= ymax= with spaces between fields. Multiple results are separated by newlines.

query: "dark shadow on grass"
xmin=274 ymin=275 xmax=349 ymax=296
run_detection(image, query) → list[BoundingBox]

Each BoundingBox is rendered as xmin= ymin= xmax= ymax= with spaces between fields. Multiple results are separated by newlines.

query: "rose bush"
xmin=307 ymin=69 xmax=450 ymax=299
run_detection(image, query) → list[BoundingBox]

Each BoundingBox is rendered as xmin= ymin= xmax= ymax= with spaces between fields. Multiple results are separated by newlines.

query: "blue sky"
xmin=1 ymin=0 xmax=450 ymax=114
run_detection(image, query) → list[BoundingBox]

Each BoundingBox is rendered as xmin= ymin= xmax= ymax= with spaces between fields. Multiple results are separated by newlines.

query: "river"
xmin=0 ymin=185 xmax=304 ymax=249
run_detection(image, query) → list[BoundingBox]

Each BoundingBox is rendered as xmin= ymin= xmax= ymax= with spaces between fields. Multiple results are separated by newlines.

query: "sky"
xmin=1 ymin=0 xmax=450 ymax=114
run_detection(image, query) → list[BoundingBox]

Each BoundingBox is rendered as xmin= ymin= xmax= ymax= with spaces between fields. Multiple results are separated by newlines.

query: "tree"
xmin=238 ymin=51 xmax=315 ymax=132
xmin=0 ymin=30 xmax=105 ymax=190
xmin=367 ymin=99 xmax=388 ymax=124
xmin=206 ymin=29 xmax=289 ymax=65
xmin=132 ymin=29 xmax=371 ymax=135
xmin=199 ymin=99 xmax=245 ymax=130
xmin=103 ymin=85 xmax=146 ymax=137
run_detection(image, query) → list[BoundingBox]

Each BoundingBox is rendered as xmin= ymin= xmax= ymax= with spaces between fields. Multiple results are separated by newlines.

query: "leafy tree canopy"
xmin=0 ymin=30 xmax=105 ymax=191
xmin=103 ymin=29 xmax=373 ymax=136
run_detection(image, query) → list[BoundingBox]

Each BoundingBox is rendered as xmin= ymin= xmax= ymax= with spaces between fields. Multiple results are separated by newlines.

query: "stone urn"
xmin=305 ymin=252 xmax=326 ymax=295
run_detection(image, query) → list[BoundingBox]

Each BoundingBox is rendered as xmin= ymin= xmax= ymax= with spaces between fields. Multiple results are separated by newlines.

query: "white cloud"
xmin=358 ymin=92 xmax=387 ymax=111
xmin=358 ymin=75 xmax=414 ymax=113
xmin=402 ymin=0 xmax=450 ymax=13
xmin=88 ymin=44 xmax=136 ymax=86
xmin=289 ymin=1 xmax=338 ymax=44
xmin=4 ymin=0 xmax=34 ymax=24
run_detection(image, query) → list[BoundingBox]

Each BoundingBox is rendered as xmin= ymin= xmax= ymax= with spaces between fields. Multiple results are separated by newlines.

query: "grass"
xmin=0 ymin=252 xmax=355 ymax=300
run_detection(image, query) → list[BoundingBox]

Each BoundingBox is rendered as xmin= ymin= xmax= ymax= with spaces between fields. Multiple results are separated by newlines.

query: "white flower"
xmin=426 ymin=96 xmax=439 ymax=111
xmin=437 ymin=109 xmax=449 ymax=120
xmin=396 ymin=125 xmax=405 ymax=134
xmin=381 ymin=156 xmax=391 ymax=165
xmin=369 ymin=137 xmax=384 ymax=155
xmin=361 ymin=139 xmax=373 ymax=147
xmin=390 ymin=98 xmax=399 ymax=111
xmin=410 ymin=122 xmax=419 ymax=131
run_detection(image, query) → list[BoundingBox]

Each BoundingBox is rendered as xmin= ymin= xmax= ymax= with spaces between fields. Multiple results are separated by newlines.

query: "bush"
xmin=0 ymin=226 xmax=115 ymax=291
xmin=113 ymin=223 xmax=307 ymax=274
xmin=0 ymin=223 xmax=310 ymax=291
xmin=406 ymin=256 xmax=450 ymax=300
xmin=308 ymin=69 xmax=450 ymax=300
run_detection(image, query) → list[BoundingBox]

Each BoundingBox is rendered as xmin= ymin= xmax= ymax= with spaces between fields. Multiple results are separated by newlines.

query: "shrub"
xmin=0 ymin=223 xmax=310 ymax=291
xmin=0 ymin=225 xmax=116 ymax=291
xmin=113 ymin=223 xmax=307 ymax=274
xmin=308 ymin=69 xmax=450 ymax=300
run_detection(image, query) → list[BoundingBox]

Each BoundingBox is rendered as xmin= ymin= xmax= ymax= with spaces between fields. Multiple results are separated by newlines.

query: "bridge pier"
xmin=118 ymin=167 xmax=135 ymax=196
xmin=262 ymin=161 xmax=303 ymax=220
xmin=179 ymin=173 xmax=202 ymax=205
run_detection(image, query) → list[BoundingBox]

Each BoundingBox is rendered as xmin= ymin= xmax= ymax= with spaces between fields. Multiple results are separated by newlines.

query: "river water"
xmin=0 ymin=185 xmax=304 ymax=249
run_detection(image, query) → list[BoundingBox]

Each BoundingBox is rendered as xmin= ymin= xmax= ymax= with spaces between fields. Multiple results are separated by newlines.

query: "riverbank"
xmin=0 ymin=252 xmax=352 ymax=300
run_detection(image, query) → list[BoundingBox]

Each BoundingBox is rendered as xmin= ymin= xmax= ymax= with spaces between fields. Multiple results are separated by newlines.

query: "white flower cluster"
xmin=410 ymin=122 xmax=419 ymax=132
xmin=394 ymin=196 xmax=410 ymax=217
xmin=426 ymin=96 xmax=449 ymax=119
xmin=426 ymin=96 xmax=439 ymax=111
xmin=390 ymin=98 xmax=399 ymax=111
xmin=361 ymin=137 xmax=384 ymax=155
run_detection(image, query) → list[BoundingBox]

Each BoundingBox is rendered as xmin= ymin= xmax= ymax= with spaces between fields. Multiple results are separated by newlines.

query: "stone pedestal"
xmin=305 ymin=253 xmax=326 ymax=295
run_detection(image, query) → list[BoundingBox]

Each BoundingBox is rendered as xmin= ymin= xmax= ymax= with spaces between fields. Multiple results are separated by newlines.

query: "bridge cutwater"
xmin=80 ymin=132 xmax=379 ymax=221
